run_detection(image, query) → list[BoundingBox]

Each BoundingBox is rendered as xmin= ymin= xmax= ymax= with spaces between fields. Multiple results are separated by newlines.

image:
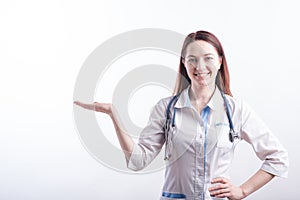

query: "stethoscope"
xmin=219 ymin=90 xmax=239 ymax=143
xmin=164 ymin=84 xmax=239 ymax=160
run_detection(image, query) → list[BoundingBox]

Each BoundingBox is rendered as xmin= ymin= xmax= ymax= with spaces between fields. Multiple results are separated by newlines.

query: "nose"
xmin=196 ymin=60 xmax=205 ymax=70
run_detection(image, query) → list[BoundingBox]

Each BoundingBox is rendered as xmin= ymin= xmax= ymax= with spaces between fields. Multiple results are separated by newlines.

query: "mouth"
xmin=194 ymin=72 xmax=210 ymax=77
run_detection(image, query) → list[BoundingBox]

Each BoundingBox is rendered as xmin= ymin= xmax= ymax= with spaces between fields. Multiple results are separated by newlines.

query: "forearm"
xmin=109 ymin=105 xmax=134 ymax=160
xmin=240 ymin=169 xmax=275 ymax=198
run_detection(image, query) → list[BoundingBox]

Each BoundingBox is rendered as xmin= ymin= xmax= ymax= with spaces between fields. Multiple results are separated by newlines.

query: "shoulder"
xmin=155 ymin=95 xmax=175 ymax=108
xmin=223 ymin=94 xmax=242 ymax=112
xmin=223 ymin=94 xmax=253 ymax=116
xmin=149 ymin=95 xmax=175 ymax=115
xmin=224 ymin=94 xmax=261 ymax=126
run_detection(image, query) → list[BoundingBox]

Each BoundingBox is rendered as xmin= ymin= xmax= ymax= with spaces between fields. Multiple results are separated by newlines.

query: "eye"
xmin=205 ymin=56 xmax=214 ymax=61
xmin=187 ymin=58 xmax=197 ymax=64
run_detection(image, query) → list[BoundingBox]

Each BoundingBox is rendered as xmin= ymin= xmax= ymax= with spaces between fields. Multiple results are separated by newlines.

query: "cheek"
xmin=207 ymin=62 xmax=220 ymax=72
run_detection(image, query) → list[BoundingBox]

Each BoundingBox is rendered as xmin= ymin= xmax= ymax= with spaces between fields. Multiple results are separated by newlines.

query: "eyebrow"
xmin=186 ymin=53 xmax=215 ymax=58
xmin=186 ymin=55 xmax=196 ymax=58
xmin=203 ymin=53 xmax=215 ymax=56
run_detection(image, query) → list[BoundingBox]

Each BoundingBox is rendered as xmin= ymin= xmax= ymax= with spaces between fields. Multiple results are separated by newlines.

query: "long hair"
xmin=173 ymin=31 xmax=232 ymax=96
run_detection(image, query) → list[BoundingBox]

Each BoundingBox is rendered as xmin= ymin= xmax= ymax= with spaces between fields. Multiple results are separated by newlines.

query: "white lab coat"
xmin=127 ymin=86 xmax=288 ymax=200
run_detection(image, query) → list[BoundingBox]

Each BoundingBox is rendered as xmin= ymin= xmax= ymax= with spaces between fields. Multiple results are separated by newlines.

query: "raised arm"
xmin=74 ymin=99 xmax=167 ymax=171
xmin=74 ymin=101 xmax=134 ymax=160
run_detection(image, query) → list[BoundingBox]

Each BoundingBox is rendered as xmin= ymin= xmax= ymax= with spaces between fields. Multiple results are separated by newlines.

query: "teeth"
xmin=194 ymin=73 xmax=208 ymax=76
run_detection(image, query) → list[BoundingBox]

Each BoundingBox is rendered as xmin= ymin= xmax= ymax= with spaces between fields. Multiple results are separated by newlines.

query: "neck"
xmin=189 ymin=83 xmax=216 ymax=103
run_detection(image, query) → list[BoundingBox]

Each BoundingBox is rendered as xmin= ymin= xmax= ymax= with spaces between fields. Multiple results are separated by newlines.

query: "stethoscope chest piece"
xmin=229 ymin=128 xmax=239 ymax=143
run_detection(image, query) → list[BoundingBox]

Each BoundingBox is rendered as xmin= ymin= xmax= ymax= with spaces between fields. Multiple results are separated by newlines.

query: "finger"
xmin=73 ymin=101 xmax=81 ymax=105
xmin=74 ymin=101 xmax=95 ymax=110
xmin=208 ymin=183 xmax=229 ymax=192
xmin=209 ymin=185 xmax=229 ymax=196
xmin=211 ymin=177 xmax=228 ymax=184
xmin=215 ymin=192 xmax=231 ymax=198
xmin=74 ymin=101 xmax=85 ymax=107
xmin=83 ymin=103 xmax=96 ymax=110
xmin=210 ymin=188 xmax=230 ymax=196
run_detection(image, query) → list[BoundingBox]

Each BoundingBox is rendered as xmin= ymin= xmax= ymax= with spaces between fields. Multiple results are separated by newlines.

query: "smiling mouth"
xmin=194 ymin=72 xmax=210 ymax=77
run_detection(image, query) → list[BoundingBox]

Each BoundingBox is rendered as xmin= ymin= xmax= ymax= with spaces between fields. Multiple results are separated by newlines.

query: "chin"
xmin=192 ymin=79 xmax=213 ymax=87
xmin=194 ymin=81 xmax=209 ymax=87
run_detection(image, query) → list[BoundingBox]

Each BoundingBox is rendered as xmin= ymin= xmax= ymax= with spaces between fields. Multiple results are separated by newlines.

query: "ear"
xmin=218 ymin=56 xmax=222 ymax=70
xmin=181 ymin=57 xmax=186 ymax=67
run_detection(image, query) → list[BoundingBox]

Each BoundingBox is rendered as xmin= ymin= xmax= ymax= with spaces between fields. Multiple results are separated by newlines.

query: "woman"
xmin=74 ymin=30 xmax=288 ymax=200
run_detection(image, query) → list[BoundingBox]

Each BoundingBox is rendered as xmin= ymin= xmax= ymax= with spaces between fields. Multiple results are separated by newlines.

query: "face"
xmin=183 ymin=40 xmax=222 ymax=88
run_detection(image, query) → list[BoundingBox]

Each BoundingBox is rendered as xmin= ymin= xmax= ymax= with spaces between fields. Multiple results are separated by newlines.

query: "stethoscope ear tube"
xmin=216 ymin=71 xmax=239 ymax=143
xmin=164 ymin=95 xmax=180 ymax=160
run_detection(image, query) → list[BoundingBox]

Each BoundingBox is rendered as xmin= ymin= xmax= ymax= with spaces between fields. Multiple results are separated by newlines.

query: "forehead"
xmin=185 ymin=40 xmax=218 ymax=56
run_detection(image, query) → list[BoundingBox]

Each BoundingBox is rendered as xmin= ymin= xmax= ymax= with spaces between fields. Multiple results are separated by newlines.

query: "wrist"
xmin=239 ymin=185 xmax=249 ymax=199
xmin=108 ymin=104 xmax=114 ymax=117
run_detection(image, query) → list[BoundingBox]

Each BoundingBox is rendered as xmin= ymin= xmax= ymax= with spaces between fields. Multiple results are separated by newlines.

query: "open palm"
xmin=74 ymin=101 xmax=112 ymax=115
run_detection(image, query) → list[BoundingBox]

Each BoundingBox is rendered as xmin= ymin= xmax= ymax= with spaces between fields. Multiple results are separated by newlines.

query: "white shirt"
xmin=127 ymin=86 xmax=288 ymax=200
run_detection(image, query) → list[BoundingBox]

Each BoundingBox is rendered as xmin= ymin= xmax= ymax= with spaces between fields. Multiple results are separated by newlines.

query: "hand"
xmin=208 ymin=177 xmax=245 ymax=200
xmin=74 ymin=101 xmax=112 ymax=115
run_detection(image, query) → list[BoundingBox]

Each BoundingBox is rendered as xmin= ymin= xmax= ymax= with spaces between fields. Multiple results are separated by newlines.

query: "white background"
xmin=0 ymin=0 xmax=299 ymax=199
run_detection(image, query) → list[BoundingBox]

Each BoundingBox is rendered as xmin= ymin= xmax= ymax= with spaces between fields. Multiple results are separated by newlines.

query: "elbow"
xmin=125 ymin=144 xmax=150 ymax=171
xmin=127 ymin=165 xmax=144 ymax=172
xmin=126 ymin=160 xmax=146 ymax=171
xmin=126 ymin=153 xmax=147 ymax=171
xmin=261 ymin=151 xmax=289 ymax=178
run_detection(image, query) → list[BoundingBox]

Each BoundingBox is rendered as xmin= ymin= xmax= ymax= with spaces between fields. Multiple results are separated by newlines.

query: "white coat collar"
xmin=174 ymin=85 xmax=225 ymax=113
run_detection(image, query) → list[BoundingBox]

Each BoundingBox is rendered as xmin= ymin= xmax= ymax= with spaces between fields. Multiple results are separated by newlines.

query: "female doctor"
xmin=74 ymin=30 xmax=288 ymax=200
